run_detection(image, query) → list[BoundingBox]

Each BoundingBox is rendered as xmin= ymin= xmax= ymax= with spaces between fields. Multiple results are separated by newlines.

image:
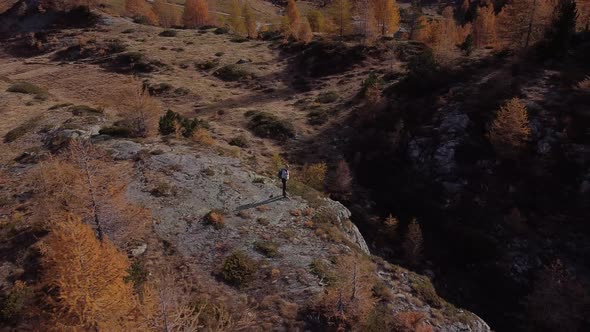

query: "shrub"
xmin=254 ymin=240 xmax=279 ymax=258
xmin=229 ymin=135 xmax=249 ymax=148
xmin=106 ymin=39 xmax=127 ymax=53
xmin=204 ymin=210 xmax=225 ymax=229
xmin=214 ymin=27 xmax=230 ymax=34
xmin=0 ymin=281 xmax=32 ymax=322
xmin=174 ymin=87 xmax=191 ymax=95
xmin=307 ymin=110 xmax=329 ymax=125
xmin=214 ymin=64 xmax=252 ymax=81
xmin=316 ymin=91 xmax=339 ymax=104
xmin=191 ymin=128 xmax=214 ymax=146
xmin=298 ymin=162 xmax=327 ymax=191
xmin=145 ymin=82 xmax=174 ymax=95
xmin=159 ymin=110 xmax=209 ymax=137
xmin=7 ymin=82 xmax=49 ymax=100
xmin=69 ymin=105 xmax=103 ymax=116
xmin=230 ymin=36 xmax=249 ymax=43
xmin=245 ymin=111 xmax=295 ymax=141
xmin=309 ymin=258 xmax=336 ymax=284
xmin=195 ymin=58 xmax=220 ymax=70
xmin=358 ymin=73 xmax=383 ymax=99
xmin=4 ymin=116 xmax=42 ymax=143
xmin=411 ymin=275 xmax=444 ymax=308
xmin=124 ymin=260 xmax=148 ymax=294
xmin=372 ymin=281 xmax=393 ymax=301
xmin=220 ymin=251 xmax=258 ymax=287
xmin=159 ymin=29 xmax=177 ymax=37
xmin=99 ymin=126 xmax=133 ymax=137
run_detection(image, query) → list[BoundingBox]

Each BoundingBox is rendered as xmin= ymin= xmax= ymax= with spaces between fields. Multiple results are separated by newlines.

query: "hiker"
xmin=278 ymin=165 xmax=290 ymax=198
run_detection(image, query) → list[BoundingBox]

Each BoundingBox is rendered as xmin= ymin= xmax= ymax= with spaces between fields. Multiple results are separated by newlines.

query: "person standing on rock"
xmin=278 ymin=165 xmax=290 ymax=198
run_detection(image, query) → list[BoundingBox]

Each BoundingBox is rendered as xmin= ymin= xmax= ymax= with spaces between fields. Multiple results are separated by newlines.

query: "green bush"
xmin=7 ymin=82 xmax=49 ymax=100
xmin=159 ymin=30 xmax=177 ymax=37
xmin=254 ymin=240 xmax=279 ymax=258
xmin=229 ymin=135 xmax=249 ymax=148
xmin=159 ymin=110 xmax=209 ymax=137
xmin=214 ymin=64 xmax=252 ymax=81
xmin=69 ymin=105 xmax=103 ymax=116
xmin=309 ymin=258 xmax=336 ymax=284
xmin=124 ymin=261 xmax=148 ymax=294
xmin=0 ymin=281 xmax=32 ymax=322
xmin=4 ymin=116 xmax=42 ymax=143
xmin=220 ymin=251 xmax=258 ymax=288
xmin=245 ymin=111 xmax=294 ymax=141
xmin=316 ymin=91 xmax=339 ymax=104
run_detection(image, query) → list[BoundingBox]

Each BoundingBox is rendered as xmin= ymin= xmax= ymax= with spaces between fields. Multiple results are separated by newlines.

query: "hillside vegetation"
xmin=1 ymin=0 xmax=589 ymax=331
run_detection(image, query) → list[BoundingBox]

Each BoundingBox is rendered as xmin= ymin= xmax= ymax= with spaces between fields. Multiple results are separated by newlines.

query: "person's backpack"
xmin=278 ymin=169 xmax=289 ymax=180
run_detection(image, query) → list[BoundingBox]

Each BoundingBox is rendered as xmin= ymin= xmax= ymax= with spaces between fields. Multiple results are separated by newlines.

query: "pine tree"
xmin=497 ymin=0 xmax=556 ymax=49
xmin=410 ymin=15 xmax=433 ymax=42
xmin=432 ymin=6 xmax=460 ymax=60
xmin=299 ymin=17 xmax=313 ymax=43
xmin=359 ymin=0 xmax=378 ymax=43
xmin=578 ymin=0 xmax=590 ymax=31
xmin=330 ymin=159 xmax=353 ymax=195
xmin=285 ymin=0 xmax=301 ymax=38
xmin=307 ymin=9 xmax=325 ymax=33
xmin=373 ymin=0 xmax=401 ymax=37
xmin=41 ymin=214 xmax=137 ymax=330
xmin=327 ymin=0 xmax=352 ymax=38
xmin=125 ymin=0 xmax=158 ymax=25
xmin=183 ymin=0 xmax=210 ymax=28
xmin=543 ymin=0 xmax=577 ymax=57
xmin=229 ymin=0 xmax=245 ymax=36
xmin=243 ymin=1 xmax=257 ymax=38
xmin=473 ymin=3 xmax=497 ymax=48
xmin=403 ymin=218 xmax=423 ymax=264
xmin=488 ymin=98 xmax=531 ymax=156
xmin=117 ymin=79 xmax=161 ymax=137
xmin=154 ymin=0 xmax=179 ymax=27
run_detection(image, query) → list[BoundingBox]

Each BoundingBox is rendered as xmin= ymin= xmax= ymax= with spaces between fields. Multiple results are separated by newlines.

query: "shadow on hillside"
xmin=235 ymin=196 xmax=284 ymax=211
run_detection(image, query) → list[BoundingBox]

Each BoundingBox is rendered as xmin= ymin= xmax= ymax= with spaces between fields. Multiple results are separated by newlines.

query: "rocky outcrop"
xmin=100 ymin=140 xmax=491 ymax=331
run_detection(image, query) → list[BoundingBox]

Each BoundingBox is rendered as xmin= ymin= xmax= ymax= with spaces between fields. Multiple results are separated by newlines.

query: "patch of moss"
xmin=4 ymin=116 xmax=42 ymax=143
xmin=7 ymin=82 xmax=49 ymax=100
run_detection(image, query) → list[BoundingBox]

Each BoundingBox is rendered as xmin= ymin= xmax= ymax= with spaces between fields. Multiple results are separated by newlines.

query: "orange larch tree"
xmin=183 ymin=0 xmax=210 ymax=28
xmin=373 ymin=0 xmax=401 ymax=37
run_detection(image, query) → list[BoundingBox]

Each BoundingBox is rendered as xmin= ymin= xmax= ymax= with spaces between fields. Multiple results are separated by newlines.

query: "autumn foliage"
xmin=488 ymin=98 xmax=531 ymax=156
xmin=183 ymin=0 xmax=210 ymax=28
xmin=41 ymin=215 xmax=137 ymax=330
